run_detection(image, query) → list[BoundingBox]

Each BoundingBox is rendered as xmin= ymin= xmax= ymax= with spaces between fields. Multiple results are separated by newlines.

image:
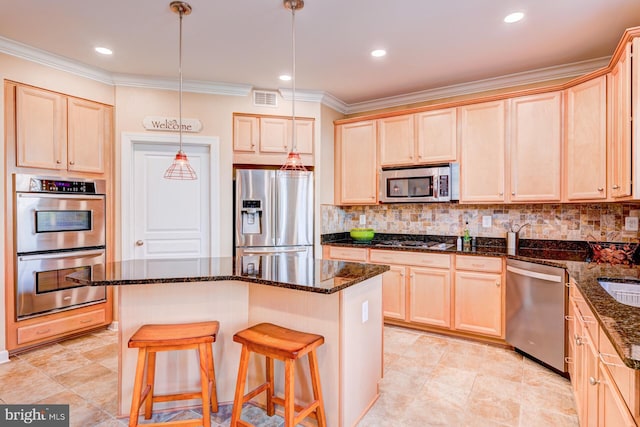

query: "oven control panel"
xmin=31 ymin=179 xmax=96 ymax=194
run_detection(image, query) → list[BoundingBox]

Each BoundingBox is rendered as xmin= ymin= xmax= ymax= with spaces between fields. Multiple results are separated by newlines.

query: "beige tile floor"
xmin=0 ymin=325 xmax=578 ymax=427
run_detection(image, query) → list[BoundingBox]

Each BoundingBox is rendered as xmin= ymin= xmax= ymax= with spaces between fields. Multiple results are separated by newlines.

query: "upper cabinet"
xmin=335 ymin=120 xmax=377 ymax=205
xmin=608 ymin=42 xmax=632 ymax=199
xmin=378 ymin=108 xmax=457 ymax=167
xmin=232 ymin=113 xmax=314 ymax=166
xmin=564 ymin=76 xmax=607 ymax=201
xmin=459 ymin=100 xmax=507 ymax=203
xmin=509 ymin=91 xmax=563 ymax=202
xmin=15 ymin=85 xmax=111 ymax=175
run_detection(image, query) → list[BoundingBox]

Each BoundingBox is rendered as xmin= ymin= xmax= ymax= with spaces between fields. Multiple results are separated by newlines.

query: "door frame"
xmin=120 ymin=132 xmax=220 ymax=261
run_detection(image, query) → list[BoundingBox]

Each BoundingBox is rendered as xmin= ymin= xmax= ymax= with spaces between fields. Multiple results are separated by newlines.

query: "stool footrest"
xmin=136 ymin=385 xmax=152 ymax=410
xmin=129 ymin=419 xmax=206 ymax=427
xmin=153 ymin=392 xmax=203 ymax=403
xmin=271 ymin=396 xmax=320 ymax=424
xmin=243 ymin=383 xmax=270 ymax=403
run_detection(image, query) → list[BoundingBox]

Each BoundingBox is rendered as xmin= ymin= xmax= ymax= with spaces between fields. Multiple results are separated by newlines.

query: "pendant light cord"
xmin=291 ymin=5 xmax=296 ymax=152
xmin=178 ymin=7 xmax=184 ymax=153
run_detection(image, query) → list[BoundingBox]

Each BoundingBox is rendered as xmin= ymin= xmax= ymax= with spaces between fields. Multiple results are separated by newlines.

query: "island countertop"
xmin=68 ymin=255 xmax=390 ymax=294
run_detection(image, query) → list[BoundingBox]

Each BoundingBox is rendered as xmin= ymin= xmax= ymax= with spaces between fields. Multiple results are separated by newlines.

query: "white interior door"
xmin=121 ymin=133 xmax=220 ymax=261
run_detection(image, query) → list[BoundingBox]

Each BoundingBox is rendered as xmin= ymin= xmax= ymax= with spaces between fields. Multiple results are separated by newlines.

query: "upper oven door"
xmin=15 ymin=193 xmax=106 ymax=253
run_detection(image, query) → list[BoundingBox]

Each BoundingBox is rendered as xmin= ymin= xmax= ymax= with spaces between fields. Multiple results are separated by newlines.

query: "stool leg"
xmin=231 ymin=345 xmax=250 ymax=426
xmin=283 ymin=359 xmax=295 ymax=427
xmin=266 ymin=356 xmax=274 ymax=416
xmin=128 ymin=348 xmax=147 ymax=427
xmin=198 ymin=344 xmax=212 ymax=427
xmin=144 ymin=350 xmax=156 ymax=419
xmin=205 ymin=343 xmax=218 ymax=413
xmin=308 ymin=350 xmax=327 ymax=427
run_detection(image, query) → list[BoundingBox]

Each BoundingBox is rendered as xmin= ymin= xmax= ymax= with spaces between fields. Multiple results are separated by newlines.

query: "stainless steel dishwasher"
xmin=505 ymin=259 xmax=568 ymax=373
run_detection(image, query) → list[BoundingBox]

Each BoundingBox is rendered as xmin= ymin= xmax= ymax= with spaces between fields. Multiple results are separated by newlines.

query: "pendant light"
xmin=164 ymin=1 xmax=197 ymax=180
xmin=280 ymin=0 xmax=308 ymax=176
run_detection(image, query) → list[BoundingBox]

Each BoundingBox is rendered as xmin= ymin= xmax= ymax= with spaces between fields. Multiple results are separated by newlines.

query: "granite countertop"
xmin=68 ymin=255 xmax=389 ymax=295
xmin=323 ymin=233 xmax=640 ymax=369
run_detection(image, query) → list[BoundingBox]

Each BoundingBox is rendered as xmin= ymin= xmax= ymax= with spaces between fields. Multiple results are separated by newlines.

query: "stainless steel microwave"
xmin=379 ymin=164 xmax=459 ymax=203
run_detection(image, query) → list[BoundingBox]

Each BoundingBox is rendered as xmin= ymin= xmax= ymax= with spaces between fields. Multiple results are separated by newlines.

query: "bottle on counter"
xmin=463 ymin=221 xmax=471 ymax=250
xmin=456 ymin=236 xmax=462 ymax=251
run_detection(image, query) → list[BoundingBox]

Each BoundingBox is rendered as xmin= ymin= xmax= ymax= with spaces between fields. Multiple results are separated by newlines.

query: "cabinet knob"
xmin=613 ymin=185 xmax=620 ymax=190
xmin=511 ymin=192 xmax=516 ymax=196
xmin=250 ymin=143 xmax=255 ymax=148
xmin=69 ymin=161 xmax=75 ymax=165
xmin=56 ymin=160 xmax=61 ymax=164
xmin=136 ymin=240 xmax=144 ymax=246
xmin=588 ymin=377 xmax=600 ymax=386
xmin=499 ymin=192 xmax=504 ymax=196
xmin=495 ymin=281 xmax=500 ymax=287
xmin=575 ymin=335 xmax=582 ymax=346
xmin=597 ymin=187 xmax=604 ymax=192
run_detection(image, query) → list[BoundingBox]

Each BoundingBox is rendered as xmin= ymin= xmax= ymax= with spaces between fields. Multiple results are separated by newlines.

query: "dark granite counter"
xmin=68 ymin=255 xmax=389 ymax=294
xmin=323 ymin=233 xmax=640 ymax=369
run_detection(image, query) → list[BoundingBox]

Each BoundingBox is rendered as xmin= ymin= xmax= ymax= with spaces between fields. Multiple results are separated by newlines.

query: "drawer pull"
xmin=589 ymin=376 xmax=600 ymax=386
xmin=599 ymin=352 xmax=626 ymax=368
xmin=36 ymin=328 xmax=51 ymax=335
xmin=63 ymin=296 xmax=72 ymax=301
xmin=79 ymin=319 xmax=93 ymax=324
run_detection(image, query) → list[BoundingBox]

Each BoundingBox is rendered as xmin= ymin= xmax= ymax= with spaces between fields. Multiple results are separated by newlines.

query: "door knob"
xmin=136 ymin=240 xmax=144 ymax=246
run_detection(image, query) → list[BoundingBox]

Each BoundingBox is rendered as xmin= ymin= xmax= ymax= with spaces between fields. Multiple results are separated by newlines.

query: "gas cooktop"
xmin=374 ymin=240 xmax=455 ymax=250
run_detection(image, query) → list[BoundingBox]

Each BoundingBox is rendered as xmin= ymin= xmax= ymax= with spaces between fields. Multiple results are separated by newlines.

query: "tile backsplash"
xmin=321 ymin=203 xmax=640 ymax=242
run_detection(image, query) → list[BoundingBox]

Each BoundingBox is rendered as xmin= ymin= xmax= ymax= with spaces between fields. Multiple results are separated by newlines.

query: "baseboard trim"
xmin=107 ymin=321 xmax=119 ymax=332
xmin=0 ymin=350 xmax=10 ymax=364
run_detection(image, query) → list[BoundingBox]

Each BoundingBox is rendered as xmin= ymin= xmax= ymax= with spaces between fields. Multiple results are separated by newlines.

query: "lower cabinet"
xmin=453 ymin=270 xmax=503 ymax=337
xmin=409 ymin=267 xmax=451 ymax=328
xmin=570 ymin=283 xmax=639 ymax=426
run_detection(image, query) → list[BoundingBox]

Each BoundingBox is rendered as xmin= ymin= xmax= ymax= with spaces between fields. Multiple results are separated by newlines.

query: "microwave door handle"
xmin=18 ymin=249 xmax=105 ymax=261
xmin=17 ymin=193 xmax=104 ymax=200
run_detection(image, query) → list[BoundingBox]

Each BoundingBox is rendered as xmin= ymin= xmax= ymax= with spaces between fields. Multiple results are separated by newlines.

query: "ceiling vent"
xmin=253 ymin=90 xmax=278 ymax=107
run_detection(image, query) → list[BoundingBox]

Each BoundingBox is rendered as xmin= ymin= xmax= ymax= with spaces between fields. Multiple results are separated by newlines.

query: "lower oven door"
xmin=16 ymin=248 xmax=106 ymax=319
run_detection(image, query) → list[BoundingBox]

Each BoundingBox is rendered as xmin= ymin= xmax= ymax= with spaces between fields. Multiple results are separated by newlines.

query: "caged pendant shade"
xmin=164 ymin=1 xmax=197 ymax=180
xmin=280 ymin=0 xmax=308 ymax=176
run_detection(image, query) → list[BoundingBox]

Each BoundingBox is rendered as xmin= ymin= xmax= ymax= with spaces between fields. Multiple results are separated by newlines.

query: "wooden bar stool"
xmin=127 ymin=321 xmax=219 ymax=427
xmin=230 ymin=322 xmax=326 ymax=427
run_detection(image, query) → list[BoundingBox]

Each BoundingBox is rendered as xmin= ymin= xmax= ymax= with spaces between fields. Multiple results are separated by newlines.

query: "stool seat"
xmin=233 ymin=322 xmax=323 ymax=360
xmin=127 ymin=321 xmax=219 ymax=427
xmin=231 ymin=322 xmax=326 ymax=427
xmin=129 ymin=321 xmax=219 ymax=348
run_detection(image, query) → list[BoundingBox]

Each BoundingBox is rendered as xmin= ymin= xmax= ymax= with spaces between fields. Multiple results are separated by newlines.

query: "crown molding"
xmin=278 ymin=88 xmax=348 ymax=114
xmin=345 ymin=56 xmax=611 ymax=114
xmin=112 ymin=74 xmax=252 ymax=96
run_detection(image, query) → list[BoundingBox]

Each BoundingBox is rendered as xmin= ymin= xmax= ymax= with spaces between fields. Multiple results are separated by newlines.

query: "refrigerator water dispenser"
xmin=241 ymin=200 xmax=262 ymax=235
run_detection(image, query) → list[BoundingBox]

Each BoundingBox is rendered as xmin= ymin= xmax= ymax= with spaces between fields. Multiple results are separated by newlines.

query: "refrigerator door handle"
xmin=241 ymin=247 xmax=308 ymax=254
xmin=272 ymin=174 xmax=278 ymax=246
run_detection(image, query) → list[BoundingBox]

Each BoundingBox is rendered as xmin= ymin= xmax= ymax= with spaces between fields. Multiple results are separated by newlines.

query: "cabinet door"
xmin=608 ymin=42 xmax=632 ymax=199
xmin=510 ymin=92 xmax=562 ymax=202
xmin=292 ymin=118 xmax=314 ymax=155
xmin=379 ymin=115 xmax=415 ymax=167
xmin=260 ymin=117 xmax=289 ymax=153
xmin=335 ymin=121 xmax=377 ymax=205
xmin=565 ymin=76 xmax=607 ymax=201
xmin=16 ymin=85 xmax=67 ymax=170
xmin=599 ymin=363 xmax=637 ymax=427
xmin=382 ymin=265 xmax=406 ymax=320
xmin=67 ymin=97 xmax=108 ymax=174
xmin=415 ymin=108 xmax=457 ymax=164
xmin=409 ymin=267 xmax=451 ymax=328
xmin=459 ymin=101 xmax=506 ymax=203
xmin=233 ymin=115 xmax=259 ymax=152
xmin=454 ymin=270 xmax=503 ymax=337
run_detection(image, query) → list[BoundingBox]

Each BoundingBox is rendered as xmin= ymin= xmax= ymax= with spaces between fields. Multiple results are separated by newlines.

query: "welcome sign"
xmin=143 ymin=116 xmax=202 ymax=133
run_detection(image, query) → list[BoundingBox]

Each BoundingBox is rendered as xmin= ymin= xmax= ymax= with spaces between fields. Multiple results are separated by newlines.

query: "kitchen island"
xmin=70 ymin=256 xmax=389 ymax=427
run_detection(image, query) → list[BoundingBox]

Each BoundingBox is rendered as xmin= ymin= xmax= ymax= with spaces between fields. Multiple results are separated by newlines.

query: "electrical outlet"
xmin=359 ymin=214 xmax=366 ymax=226
xmin=625 ymin=216 xmax=639 ymax=231
xmin=482 ymin=216 xmax=492 ymax=228
xmin=362 ymin=300 xmax=368 ymax=323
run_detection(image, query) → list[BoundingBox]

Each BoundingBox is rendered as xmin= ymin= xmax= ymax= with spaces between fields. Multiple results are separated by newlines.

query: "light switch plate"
xmin=359 ymin=214 xmax=366 ymax=226
xmin=362 ymin=300 xmax=368 ymax=323
xmin=625 ymin=216 xmax=639 ymax=231
xmin=482 ymin=216 xmax=492 ymax=228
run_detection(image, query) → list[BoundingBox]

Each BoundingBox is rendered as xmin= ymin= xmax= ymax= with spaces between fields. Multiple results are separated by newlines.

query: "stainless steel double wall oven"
xmin=14 ymin=174 xmax=107 ymax=319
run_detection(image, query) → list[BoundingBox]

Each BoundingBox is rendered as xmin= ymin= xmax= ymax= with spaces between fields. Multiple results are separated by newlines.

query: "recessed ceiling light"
xmin=279 ymin=74 xmax=292 ymax=81
xmin=95 ymin=47 xmax=113 ymax=55
xmin=504 ymin=12 xmax=524 ymax=23
xmin=371 ymin=49 xmax=386 ymax=58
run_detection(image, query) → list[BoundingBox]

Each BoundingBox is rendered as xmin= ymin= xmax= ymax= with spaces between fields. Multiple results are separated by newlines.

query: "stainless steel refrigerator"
xmin=234 ymin=169 xmax=313 ymax=271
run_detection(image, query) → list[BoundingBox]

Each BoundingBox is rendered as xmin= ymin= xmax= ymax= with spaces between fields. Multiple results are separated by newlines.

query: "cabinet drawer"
xmin=572 ymin=294 xmax=599 ymax=349
xmin=455 ymin=255 xmax=502 ymax=273
xmin=327 ymin=246 xmax=368 ymax=262
xmin=370 ymin=250 xmax=451 ymax=269
xmin=17 ymin=309 xmax=106 ymax=344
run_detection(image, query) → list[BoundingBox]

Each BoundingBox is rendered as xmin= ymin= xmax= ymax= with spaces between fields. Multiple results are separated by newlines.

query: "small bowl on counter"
xmin=350 ymin=228 xmax=375 ymax=243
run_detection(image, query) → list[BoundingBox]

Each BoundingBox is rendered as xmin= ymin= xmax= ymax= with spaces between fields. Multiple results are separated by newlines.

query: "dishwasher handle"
xmin=506 ymin=265 xmax=563 ymax=283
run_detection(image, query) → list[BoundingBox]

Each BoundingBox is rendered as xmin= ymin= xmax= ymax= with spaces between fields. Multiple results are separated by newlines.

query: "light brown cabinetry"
xmin=564 ymin=76 xmax=607 ymax=201
xmin=15 ymin=85 xmax=110 ymax=174
xmin=459 ymin=100 xmax=507 ymax=203
xmin=570 ymin=283 xmax=639 ymax=426
xmin=334 ymin=120 xmax=378 ymax=205
xmin=454 ymin=255 xmax=504 ymax=337
xmin=17 ymin=308 xmax=106 ymax=345
xmin=608 ymin=41 xmax=632 ymax=199
xmin=232 ymin=113 xmax=314 ymax=166
xmin=378 ymin=115 xmax=415 ymax=167
xmin=509 ymin=92 xmax=563 ymax=202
